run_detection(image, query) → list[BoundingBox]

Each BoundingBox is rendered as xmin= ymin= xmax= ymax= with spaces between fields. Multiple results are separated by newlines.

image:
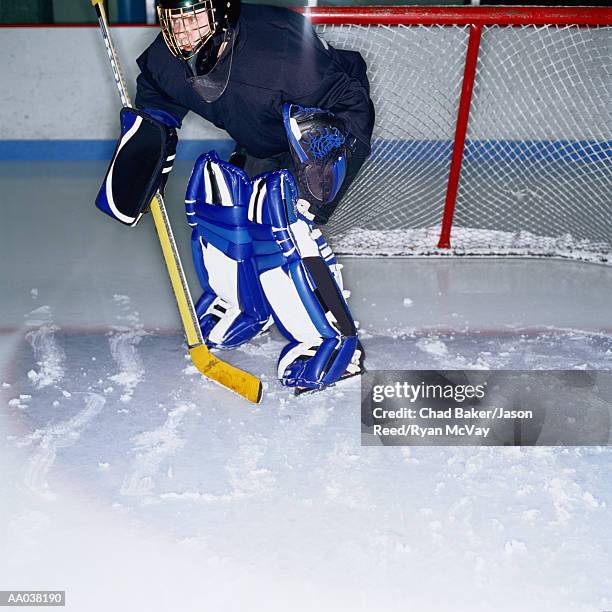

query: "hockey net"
xmin=309 ymin=8 xmax=612 ymax=264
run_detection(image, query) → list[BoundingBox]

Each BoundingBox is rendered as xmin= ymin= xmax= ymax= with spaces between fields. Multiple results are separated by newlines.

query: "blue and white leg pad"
xmin=248 ymin=169 xmax=363 ymax=390
xmin=186 ymin=151 xmax=271 ymax=348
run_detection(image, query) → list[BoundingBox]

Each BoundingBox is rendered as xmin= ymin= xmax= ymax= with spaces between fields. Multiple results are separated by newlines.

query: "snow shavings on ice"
xmin=321 ymin=440 xmax=375 ymax=510
xmin=108 ymin=295 xmax=147 ymax=403
xmin=546 ymin=476 xmax=605 ymax=526
xmin=365 ymin=329 xmax=612 ymax=373
xmin=24 ymin=305 xmax=65 ymax=389
xmin=120 ymin=402 xmax=195 ymax=498
xmin=416 ymin=337 xmax=449 ymax=357
xmin=233 ymin=332 xmax=284 ymax=360
xmin=182 ymin=363 xmax=200 ymax=376
xmin=504 ymin=539 xmax=527 ymax=555
xmin=7 ymin=394 xmax=32 ymax=410
xmin=226 ymin=434 xmax=276 ymax=497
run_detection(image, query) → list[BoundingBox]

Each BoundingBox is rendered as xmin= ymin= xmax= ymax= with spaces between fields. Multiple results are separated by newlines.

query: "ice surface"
xmin=1 ymin=162 xmax=611 ymax=611
xmin=2 ymin=286 xmax=611 ymax=612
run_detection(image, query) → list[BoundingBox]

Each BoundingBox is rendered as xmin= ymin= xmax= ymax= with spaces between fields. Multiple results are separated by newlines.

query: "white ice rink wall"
xmin=1 ymin=25 xmax=609 ymax=156
xmin=0 ymin=26 xmax=231 ymax=159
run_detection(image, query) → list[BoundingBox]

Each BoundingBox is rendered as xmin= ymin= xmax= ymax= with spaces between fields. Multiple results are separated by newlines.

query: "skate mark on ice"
xmin=120 ymin=402 xmax=195 ymax=498
xmin=24 ymin=305 xmax=65 ymax=389
xmin=108 ymin=294 xmax=147 ymax=403
xmin=16 ymin=393 xmax=106 ymax=499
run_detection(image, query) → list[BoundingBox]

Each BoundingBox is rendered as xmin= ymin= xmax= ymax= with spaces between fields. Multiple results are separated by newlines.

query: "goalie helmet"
xmin=157 ymin=0 xmax=241 ymax=102
xmin=157 ymin=0 xmax=240 ymax=61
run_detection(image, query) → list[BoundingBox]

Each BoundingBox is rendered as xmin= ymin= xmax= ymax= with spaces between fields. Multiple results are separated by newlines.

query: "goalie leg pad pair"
xmin=188 ymin=154 xmax=363 ymax=389
xmin=96 ymin=107 xmax=177 ymax=226
xmin=186 ymin=152 xmax=271 ymax=348
xmin=248 ymin=170 xmax=363 ymax=390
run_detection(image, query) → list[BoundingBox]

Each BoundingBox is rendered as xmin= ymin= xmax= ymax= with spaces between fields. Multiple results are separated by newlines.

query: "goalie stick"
xmin=91 ymin=0 xmax=262 ymax=404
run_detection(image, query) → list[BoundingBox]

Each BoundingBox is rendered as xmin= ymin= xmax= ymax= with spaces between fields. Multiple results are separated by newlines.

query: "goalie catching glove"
xmin=96 ymin=107 xmax=178 ymax=226
xmin=283 ymin=103 xmax=351 ymax=225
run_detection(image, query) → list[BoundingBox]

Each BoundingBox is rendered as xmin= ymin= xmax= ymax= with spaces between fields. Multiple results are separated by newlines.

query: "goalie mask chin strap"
xmin=186 ymin=27 xmax=236 ymax=103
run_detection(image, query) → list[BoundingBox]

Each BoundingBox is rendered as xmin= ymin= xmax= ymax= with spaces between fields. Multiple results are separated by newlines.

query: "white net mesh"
xmin=318 ymin=24 xmax=468 ymax=231
xmin=316 ymin=22 xmax=612 ymax=264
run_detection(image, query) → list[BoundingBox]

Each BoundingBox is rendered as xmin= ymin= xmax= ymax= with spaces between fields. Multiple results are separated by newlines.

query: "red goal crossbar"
xmin=300 ymin=6 xmax=612 ymax=27
xmin=298 ymin=7 xmax=612 ymax=250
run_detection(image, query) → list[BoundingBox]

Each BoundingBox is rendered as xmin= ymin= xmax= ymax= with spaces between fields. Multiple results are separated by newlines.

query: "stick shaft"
xmin=149 ymin=194 xmax=203 ymax=347
xmin=92 ymin=1 xmax=131 ymax=107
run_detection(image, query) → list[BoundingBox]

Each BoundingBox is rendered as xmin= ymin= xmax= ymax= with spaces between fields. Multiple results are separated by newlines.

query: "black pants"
xmin=229 ymin=138 xmax=369 ymax=226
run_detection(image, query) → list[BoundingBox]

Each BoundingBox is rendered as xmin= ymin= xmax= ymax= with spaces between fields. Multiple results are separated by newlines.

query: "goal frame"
xmin=298 ymin=6 xmax=612 ymax=251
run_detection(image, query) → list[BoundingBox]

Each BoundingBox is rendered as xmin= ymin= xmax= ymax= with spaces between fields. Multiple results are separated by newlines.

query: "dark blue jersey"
xmin=135 ymin=5 xmax=374 ymax=159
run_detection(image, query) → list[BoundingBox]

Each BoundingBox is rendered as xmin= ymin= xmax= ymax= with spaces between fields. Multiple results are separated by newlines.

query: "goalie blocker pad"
xmin=96 ymin=107 xmax=177 ymax=227
xmin=248 ymin=170 xmax=363 ymax=390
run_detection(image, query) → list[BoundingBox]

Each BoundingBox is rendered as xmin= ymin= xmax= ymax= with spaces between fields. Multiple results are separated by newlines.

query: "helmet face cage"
xmin=158 ymin=1 xmax=217 ymax=60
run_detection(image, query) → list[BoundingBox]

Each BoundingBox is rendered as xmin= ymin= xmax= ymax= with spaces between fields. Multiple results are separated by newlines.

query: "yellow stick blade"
xmin=189 ymin=344 xmax=263 ymax=404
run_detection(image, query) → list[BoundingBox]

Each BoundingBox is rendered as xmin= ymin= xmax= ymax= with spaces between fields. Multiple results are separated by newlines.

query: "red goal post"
xmin=298 ymin=7 xmax=612 ymax=264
